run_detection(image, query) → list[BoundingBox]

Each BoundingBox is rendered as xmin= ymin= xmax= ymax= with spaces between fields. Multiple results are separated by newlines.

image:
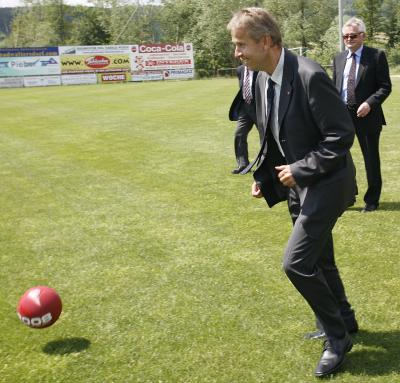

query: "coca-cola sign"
xmin=138 ymin=44 xmax=185 ymax=53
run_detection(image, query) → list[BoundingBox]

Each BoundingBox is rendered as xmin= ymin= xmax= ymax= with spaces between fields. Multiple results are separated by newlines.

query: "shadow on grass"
xmin=347 ymin=201 xmax=400 ymax=212
xmin=42 ymin=337 xmax=91 ymax=355
xmin=377 ymin=202 xmax=400 ymax=211
xmin=347 ymin=330 xmax=400 ymax=376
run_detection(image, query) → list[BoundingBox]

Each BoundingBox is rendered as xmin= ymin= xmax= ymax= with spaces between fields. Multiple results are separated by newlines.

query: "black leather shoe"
xmin=231 ymin=165 xmax=247 ymax=174
xmin=305 ymin=316 xmax=358 ymax=340
xmin=361 ymin=203 xmax=378 ymax=213
xmin=314 ymin=334 xmax=353 ymax=377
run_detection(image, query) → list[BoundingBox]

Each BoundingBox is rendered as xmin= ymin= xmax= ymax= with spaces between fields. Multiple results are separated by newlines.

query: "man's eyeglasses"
xmin=342 ymin=33 xmax=362 ymax=40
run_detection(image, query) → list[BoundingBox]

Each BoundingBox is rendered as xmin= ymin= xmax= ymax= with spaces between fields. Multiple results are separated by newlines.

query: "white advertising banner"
xmin=131 ymin=70 xmax=164 ymax=82
xmin=59 ymin=45 xmax=131 ymax=55
xmin=163 ymin=68 xmax=195 ymax=80
xmin=0 ymin=77 xmax=24 ymax=88
xmin=0 ymin=47 xmax=61 ymax=78
xmin=130 ymin=43 xmax=194 ymax=81
xmin=61 ymin=73 xmax=97 ymax=85
xmin=23 ymin=75 xmax=61 ymax=87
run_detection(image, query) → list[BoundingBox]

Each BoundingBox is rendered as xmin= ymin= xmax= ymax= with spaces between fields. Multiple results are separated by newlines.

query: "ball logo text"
xmin=17 ymin=312 xmax=53 ymax=327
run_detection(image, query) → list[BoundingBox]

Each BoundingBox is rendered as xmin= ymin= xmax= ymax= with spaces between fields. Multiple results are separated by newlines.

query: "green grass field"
xmin=0 ymin=77 xmax=399 ymax=383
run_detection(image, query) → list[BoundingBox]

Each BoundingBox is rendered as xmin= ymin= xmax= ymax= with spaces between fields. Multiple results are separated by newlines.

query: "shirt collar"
xmin=346 ymin=45 xmax=363 ymax=59
xmin=267 ymin=48 xmax=284 ymax=87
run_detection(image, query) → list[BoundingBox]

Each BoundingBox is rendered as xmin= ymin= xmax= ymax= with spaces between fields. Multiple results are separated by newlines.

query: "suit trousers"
xmin=283 ymin=186 xmax=349 ymax=340
xmin=347 ymin=106 xmax=382 ymax=206
xmin=234 ymin=103 xmax=257 ymax=167
xmin=355 ymin=127 xmax=382 ymax=206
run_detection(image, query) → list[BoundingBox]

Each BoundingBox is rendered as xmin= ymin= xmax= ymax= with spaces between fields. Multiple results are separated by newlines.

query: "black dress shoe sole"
xmin=304 ymin=330 xmax=326 ymax=340
xmin=305 ymin=325 xmax=358 ymax=340
xmin=231 ymin=167 xmax=247 ymax=174
xmin=361 ymin=204 xmax=378 ymax=212
xmin=306 ymin=316 xmax=358 ymax=340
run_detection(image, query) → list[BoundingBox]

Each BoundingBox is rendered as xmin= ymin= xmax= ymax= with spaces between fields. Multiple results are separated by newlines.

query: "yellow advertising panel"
xmin=61 ymin=54 xmax=130 ymax=74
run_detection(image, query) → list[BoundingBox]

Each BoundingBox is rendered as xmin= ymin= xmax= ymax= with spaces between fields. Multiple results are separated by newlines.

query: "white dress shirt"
xmin=265 ymin=48 xmax=285 ymax=156
xmin=341 ymin=46 xmax=363 ymax=103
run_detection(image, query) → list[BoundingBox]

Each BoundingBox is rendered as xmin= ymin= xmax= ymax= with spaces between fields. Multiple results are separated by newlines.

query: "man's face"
xmin=342 ymin=25 xmax=365 ymax=52
xmin=231 ymin=26 xmax=268 ymax=71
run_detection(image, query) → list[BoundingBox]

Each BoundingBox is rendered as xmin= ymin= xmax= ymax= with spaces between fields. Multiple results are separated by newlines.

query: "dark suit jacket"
xmin=229 ymin=65 xmax=258 ymax=121
xmin=254 ymin=49 xmax=356 ymax=217
xmin=332 ymin=45 xmax=392 ymax=134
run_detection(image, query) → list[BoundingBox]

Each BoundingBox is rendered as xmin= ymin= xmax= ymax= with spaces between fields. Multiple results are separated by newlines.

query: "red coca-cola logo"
xmin=85 ymin=56 xmax=110 ymax=69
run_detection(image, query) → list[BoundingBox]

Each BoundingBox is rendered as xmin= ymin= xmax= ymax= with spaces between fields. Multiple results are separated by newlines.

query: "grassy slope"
xmin=0 ymin=78 xmax=399 ymax=382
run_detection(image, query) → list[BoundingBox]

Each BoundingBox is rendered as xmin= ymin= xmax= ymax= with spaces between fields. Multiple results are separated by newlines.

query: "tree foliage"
xmin=353 ymin=0 xmax=384 ymax=42
xmin=264 ymin=0 xmax=337 ymax=49
xmin=380 ymin=0 xmax=400 ymax=48
xmin=5 ymin=0 xmax=71 ymax=46
xmin=68 ymin=5 xmax=111 ymax=45
xmin=2 ymin=0 xmax=400 ymax=70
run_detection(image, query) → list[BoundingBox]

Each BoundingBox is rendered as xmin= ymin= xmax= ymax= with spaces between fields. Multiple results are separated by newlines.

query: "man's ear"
xmin=261 ymin=34 xmax=273 ymax=49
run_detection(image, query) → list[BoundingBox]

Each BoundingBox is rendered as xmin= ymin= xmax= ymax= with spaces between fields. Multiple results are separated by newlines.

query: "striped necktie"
xmin=243 ymin=67 xmax=252 ymax=104
xmin=347 ymin=53 xmax=357 ymax=105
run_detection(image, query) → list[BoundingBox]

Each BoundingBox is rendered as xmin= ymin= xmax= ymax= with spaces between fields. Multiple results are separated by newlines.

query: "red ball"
xmin=17 ymin=286 xmax=62 ymax=329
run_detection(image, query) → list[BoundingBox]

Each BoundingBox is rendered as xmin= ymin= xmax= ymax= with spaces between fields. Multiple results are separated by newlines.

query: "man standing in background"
xmin=229 ymin=65 xmax=258 ymax=174
xmin=333 ymin=17 xmax=392 ymax=212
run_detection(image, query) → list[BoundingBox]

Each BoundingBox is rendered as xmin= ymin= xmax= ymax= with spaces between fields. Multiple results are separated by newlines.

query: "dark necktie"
xmin=347 ymin=53 xmax=357 ymax=105
xmin=243 ymin=67 xmax=252 ymax=104
xmin=240 ymin=78 xmax=275 ymax=175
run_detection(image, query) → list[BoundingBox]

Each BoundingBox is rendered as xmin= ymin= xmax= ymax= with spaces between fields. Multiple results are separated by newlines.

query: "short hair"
xmin=343 ymin=17 xmax=366 ymax=33
xmin=227 ymin=7 xmax=282 ymax=46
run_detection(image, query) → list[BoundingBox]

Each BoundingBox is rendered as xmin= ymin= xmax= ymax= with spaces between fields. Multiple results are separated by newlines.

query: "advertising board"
xmin=130 ymin=43 xmax=194 ymax=80
xmin=0 ymin=47 xmax=61 ymax=77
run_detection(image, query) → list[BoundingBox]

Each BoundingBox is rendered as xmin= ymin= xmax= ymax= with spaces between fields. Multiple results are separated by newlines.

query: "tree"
xmin=380 ymin=0 xmax=400 ymax=48
xmin=81 ymin=0 xmax=163 ymax=45
xmin=264 ymin=0 xmax=337 ymax=51
xmin=353 ymin=0 xmax=384 ymax=42
xmin=110 ymin=2 xmax=162 ymax=44
xmin=160 ymin=0 xmax=202 ymax=43
xmin=307 ymin=17 xmax=341 ymax=68
xmin=44 ymin=0 xmax=68 ymax=45
xmin=6 ymin=0 xmax=72 ymax=47
xmin=7 ymin=1 xmax=51 ymax=47
xmin=68 ymin=5 xmax=111 ymax=45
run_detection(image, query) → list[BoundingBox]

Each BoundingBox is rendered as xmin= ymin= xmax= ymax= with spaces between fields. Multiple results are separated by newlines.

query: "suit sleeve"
xmin=237 ymin=66 xmax=242 ymax=85
xmin=332 ymin=57 xmax=337 ymax=84
xmin=290 ymin=71 xmax=355 ymax=186
xmin=365 ymin=50 xmax=392 ymax=109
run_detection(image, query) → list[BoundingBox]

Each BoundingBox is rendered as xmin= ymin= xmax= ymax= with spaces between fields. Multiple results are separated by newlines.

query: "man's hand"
xmin=275 ymin=165 xmax=296 ymax=188
xmin=357 ymin=102 xmax=371 ymax=118
xmin=251 ymin=181 xmax=263 ymax=198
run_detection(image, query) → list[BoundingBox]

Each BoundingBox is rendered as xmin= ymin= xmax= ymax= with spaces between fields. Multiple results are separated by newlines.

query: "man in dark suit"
xmin=228 ymin=7 xmax=358 ymax=377
xmin=229 ymin=65 xmax=259 ymax=174
xmin=333 ymin=17 xmax=392 ymax=212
